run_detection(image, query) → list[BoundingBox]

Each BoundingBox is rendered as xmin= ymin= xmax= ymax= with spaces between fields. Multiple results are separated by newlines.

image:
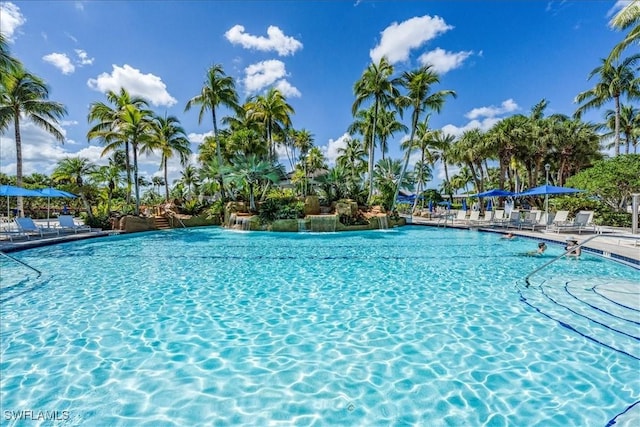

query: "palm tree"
xmin=88 ymin=88 xmax=149 ymax=205
xmin=0 ymin=64 xmax=67 ymax=216
xmin=409 ymin=120 xmax=437 ymax=212
xmin=376 ymin=109 xmax=407 ymax=160
xmin=52 ymin=157 xmax=97 ymax=219
xmin=92 ymin=157 xmax=123 ymax=215
xmin=245 ymin=88 xmax=294 ymax=162
xmin=116 ymin=103 xmax=154 ymax=214
xmin=352 ymin=57 xmax=401 ymax=203
xmin=185 ymin=64 xmax=240 ymax=202
xmin=430 ymin=130 xmax=456 ymax=202
xmin=392 ymin=65 xmax=456 ymax=210
xmin=144 ymin=114 xmax=192 ymax=202
xmin=178 ymin=164 xmax=200 ymax=200
xmin=223 ymin=154 xmax=284 ymax=211
xmin=603 ymin=104 xmax=640 ymax=154
xmin=336 ymin=136 xmax=367 ymax=194
xmin=608 ymin=0 xmax=640 ymax=62
xmin=0 ymin=33 xmax=21 ymax=73
xmin=575 ymin=54 xmax=640 ymax=156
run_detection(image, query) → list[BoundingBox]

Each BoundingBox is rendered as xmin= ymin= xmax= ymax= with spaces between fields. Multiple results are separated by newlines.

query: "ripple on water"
xmin=0 ymin=227 xmax=638 ymax=426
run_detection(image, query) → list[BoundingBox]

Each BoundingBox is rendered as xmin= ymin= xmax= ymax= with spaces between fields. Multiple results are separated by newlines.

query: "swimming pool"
xmin=1 ymin=226 xmax=638 ymax=426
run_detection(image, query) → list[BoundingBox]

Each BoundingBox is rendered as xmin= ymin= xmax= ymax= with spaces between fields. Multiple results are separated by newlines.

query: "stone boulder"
xmin=304 ymin=196 xmax=320 ymax=215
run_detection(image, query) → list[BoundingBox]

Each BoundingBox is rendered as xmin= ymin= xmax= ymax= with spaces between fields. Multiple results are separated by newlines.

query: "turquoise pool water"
xmin=1 ymin=226 xmax=638 ymax=426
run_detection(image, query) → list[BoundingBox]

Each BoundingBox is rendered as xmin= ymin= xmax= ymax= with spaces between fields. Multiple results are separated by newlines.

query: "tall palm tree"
xmin=52 ymin=157 xmax=97 ymax=219
xmin=178 ymin=164 xmax=200 ymax=200
xmin=575 ymin=54 xmax=640 ymax=156
xmin=185 ymin=64 xmax=240 ymax=202
xmin=115 ymin=103 xmax=154 ymax=214
xmin=392 ymin=65 xmax=455 ymax=210
xmin=430 ymin=130 xmax=456 ymax=202
xmin=143 ymin=114 xmax=192 ymax=202
xmin=245 ymin=88 xmax=294 ymax=162
xmin=88 ymin=88 xmax=149 ymax=205
xmin=336 ymin=136 xmax=367 ymax=194
xmin=408 ymin=120 xmax=437 ymax=212
xmin=0 ymin=64 xmax=67 ymax=216
xmin=352 ymin=57 xmax=401 ymax=203
xmin=608 ymin=0 xmax=640 ymax=62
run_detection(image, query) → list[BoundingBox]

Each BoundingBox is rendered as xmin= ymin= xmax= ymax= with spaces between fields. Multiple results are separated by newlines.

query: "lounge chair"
xmin=550 ymin=210 xmax=570 ymax=227
xmin=14 ymin=217 xmax=60 ymax=239
xmin=452 ymin=210 xmax=468 ymax=224
xmin=58 ymin=215 xmax=92 ymax=233
xmin=490 ymin=210 xmax=508 ymax=227
xmin=470 ymin=210 xmax=493 ymax=226
xmin=552 ymin=211 xmax=596 ymax=234
xmin=466 ymin=210 xmax=481 ymax=224
xmin=506 ymin=209 xmax=522 ymax=228
xmin=517 ymin=211 xmax=540 ymax=230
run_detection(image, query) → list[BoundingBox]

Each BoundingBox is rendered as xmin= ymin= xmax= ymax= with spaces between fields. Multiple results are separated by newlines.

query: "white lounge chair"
xmin=58 ymin=215 xmax=92 ymax=233
xmin=14 ymin=217 xmax=59 ymax=239
xmin=490 ymin=210 xmax=508 ymax=227
xmin=552 ymin=211 xmax=596 ymax=234
xmin=466 ymin=210 xmax=481 ymax=224
xmin=452 ymin=210 xmax=468 ymax=224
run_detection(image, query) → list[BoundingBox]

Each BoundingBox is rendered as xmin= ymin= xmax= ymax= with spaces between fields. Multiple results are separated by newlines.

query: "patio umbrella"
xmin=515 ymin=185 xmax=582 ymax=197
xmin=0 ymin=185 xmax=42 ymax=217
xmin=428 ymin=200 xmax=433 ymax=212
xmin=461 ymin=199 xmax=467 ymax=211
xmin=37 ymin=187 xmax=78 ymax=228
xmin=475 ymin=189 xmax=514 ymax=198
xmin=486 ymin=199 xmax=493 ymax=211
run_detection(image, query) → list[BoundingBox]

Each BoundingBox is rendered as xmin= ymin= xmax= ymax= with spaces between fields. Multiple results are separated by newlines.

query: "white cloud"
xmin=321 ymin=133 xmax=350 ymax=166
xmin=244 ymin=60 xmax=286 ymax=92
xmin=43 ymin=52 xmax=75 ymax=74
xmin=465 ymin=99 xmax=518 ymax=120
xmin=225 ymin=24 xmax=303 ymax=56
xmin=418 ymin=47 xmax=473 ymax=74
xmin=187 ymin=131 xmax=213 ymax=144
xmin=0 ymin=2 xmax=26 ymax=41
xmin=370 ymin=15 xmax=452 ymax=64
xmin=75 ymin=49 xmax=94 ymax=65
xmin=0 ymin=120 xmax=107 ymax=177
xmin=243 ymin=60 xmax=300 ymax=96
xmin=441 ymin=117 xmax=502 ymax=138
xmin=87 ymin=64 xmax=177 ymax=107
xmin=275 ymin=80 xmax=301 ymax=98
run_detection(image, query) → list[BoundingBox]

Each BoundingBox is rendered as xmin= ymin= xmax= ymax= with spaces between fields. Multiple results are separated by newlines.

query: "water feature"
xmin=308 ymin=214 xmax=337 ymax=232
xmin=378 ymin=215 xmax=389 ymax=230
xmin=298 ymin=218 xmax=308 ymax=232
xmin=1 ymin=226 xmax=638 ymax=425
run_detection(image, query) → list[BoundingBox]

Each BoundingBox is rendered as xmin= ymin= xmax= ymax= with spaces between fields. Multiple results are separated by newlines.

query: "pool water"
xmin=1 ymin=226 xmax=638 ymax=426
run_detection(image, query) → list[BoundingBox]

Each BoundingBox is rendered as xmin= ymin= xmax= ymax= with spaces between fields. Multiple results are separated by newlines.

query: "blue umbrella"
xmin=37 ymin=187 xmax=78 ymax=228
xmin=0 ymin=185 xmax=42 ymax=217
xmin=487 ymin=199 xmax=493 ymax=211
xmin=515 ymin=185 xmax=582 ymax=197
xmin=461 ymin=199 xmax=467 ymax=211
xmin=475 ymin=189 xmax=514 ymax=197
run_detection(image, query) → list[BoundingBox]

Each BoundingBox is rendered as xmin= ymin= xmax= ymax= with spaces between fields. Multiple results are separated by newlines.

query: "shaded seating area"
xmin=58 ymin=215 xmax=92 ymax=234
xmin=14 ymin=217 xmax=60 ymax=239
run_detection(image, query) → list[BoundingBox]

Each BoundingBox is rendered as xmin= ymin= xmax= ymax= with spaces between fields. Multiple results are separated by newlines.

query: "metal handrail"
xmin=525 ymin=233 xmax=639 ymax=287
xmin=0 ymin=251 xmax=42 ymax=279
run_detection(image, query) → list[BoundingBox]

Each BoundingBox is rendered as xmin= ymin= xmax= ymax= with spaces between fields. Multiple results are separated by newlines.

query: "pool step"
xmin=520 ymin=278 xmax=640 ymax=360
xmin=154 ymin=216 xmax=171 ymax=230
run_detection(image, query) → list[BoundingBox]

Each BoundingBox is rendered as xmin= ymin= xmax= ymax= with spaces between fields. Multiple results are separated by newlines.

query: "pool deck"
xmin=1 ymin=218 xmax=639 ymax=267
xmin=404 ymin=215 xmax=640 ymax=268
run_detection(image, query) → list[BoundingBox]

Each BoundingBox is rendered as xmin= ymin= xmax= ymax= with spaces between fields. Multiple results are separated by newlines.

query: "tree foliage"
xmin=565 ymin=154 xmax=640 ymax=211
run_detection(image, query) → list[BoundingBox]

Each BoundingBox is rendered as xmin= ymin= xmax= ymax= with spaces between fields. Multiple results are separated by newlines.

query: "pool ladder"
xmin=0 ymin=250 xmax=42 ymax=279
xmin=525 ymin=233 xmax=639 ymax=287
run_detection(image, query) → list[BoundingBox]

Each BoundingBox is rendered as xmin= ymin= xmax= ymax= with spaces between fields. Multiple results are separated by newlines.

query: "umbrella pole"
xmin=47 ymin=197 xmax=51 ymax=228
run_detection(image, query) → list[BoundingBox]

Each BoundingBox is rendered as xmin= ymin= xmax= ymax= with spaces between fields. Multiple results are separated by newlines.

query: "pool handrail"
xmin=0 ymin=250 xmax=42 ymax=279
xmin=525 ymin=233 xmax=639 ymax=287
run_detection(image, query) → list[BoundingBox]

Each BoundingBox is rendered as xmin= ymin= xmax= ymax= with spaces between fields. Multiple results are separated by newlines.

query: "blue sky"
xmin=0 ymin=0 xmax=631 ymax=189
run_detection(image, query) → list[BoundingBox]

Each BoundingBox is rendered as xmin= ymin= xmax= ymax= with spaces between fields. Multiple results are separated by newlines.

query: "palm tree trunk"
xmin=212 ymin=108 xmax=226 ymax=203
xmin=132 ymin=143 xmax=140 ymax=215
xmin=124 ymin=140 xmax=132 ymax=205
xmin=614 ymin=95 xmax=621 ymax=156
xmin=164 ymin=160 xmax=170 ymax=203
xmin=367 ymin=103 xmax=379 ymax=204
xmin=13 ymin=111 xmax=24 ymax=217
xmin=392 ymin=119 xmax=417 ymax=211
